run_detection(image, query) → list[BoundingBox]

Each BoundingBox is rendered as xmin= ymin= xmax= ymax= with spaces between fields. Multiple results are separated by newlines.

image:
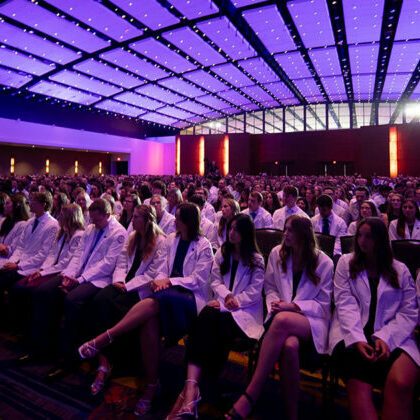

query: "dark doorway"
xmin=115 ymin=161 xmax=128 ymax=175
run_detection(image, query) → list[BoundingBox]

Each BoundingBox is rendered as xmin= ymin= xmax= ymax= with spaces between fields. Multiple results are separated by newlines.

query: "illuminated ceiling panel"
xmin=321 ymin=76 xmax=347 ymax=102
xmin=111 ymin=0 xmax=179 ymax=30
xmin=242 ymin=103 xmax=260 ymax=111
xmin=100 ymin=48 xmax=170 ymax=81
xmin=73 ymin=59 xmax=143 ymax=89
xmin=140 ymin=112 xmax=178 ymax=126
xmin=349 ymin=44 xmax=379 ymax=75
xmin=309 ymin=47 xmax=342 ymax=77
xmin=196 ymin=16 xmax=257 ymax=60
xmin=0 ymin=47 xmax=55 ymax=76
xmin=49 ymin=70 xmax=122 ymax=97
xmin=352 ymin=74 xmax=376 ymax=101
xmin=242 ymin=85 xmax=276 ymax=103
xmin=395 ymin=0 xmax=420 ymax=41
xmin=95 ymin=99 xmax=143 ymax=117
xmin=196 ymin=94 xmax=231 ymax=109
xmin=44 ymin=0 xmax=143 ymax=42
xmin=176 ymin=100 xmax=213 ymax=115
xmin=242 ymin=5 xmax=296 ymax=54
xmin=162 ymin=26 xmax=226 ymax=66
xmin=343 ymin=0 xmax=384 ymax=44
xmin=293 ymin=78 xmax=323 ymax=101
xmin=130 ymin=38 xmax=197 ymax=73
xmin=212 ymin=63 xmax=253 ymax=88
xmin=135 ymin=84 xmax=185 ymax=104
xmin=263 ymin=81 xmax=297 ymax=103
xmin=381 ymin=74 xmax=411 ymax=101
xmin=173 ymin=121 xmax=190 ymax=129
xmin=287 ymin=0 xmax=335 ymax=48
xmin=29 ymin=80 xmax=101 ymax=105
xmin=158 ymin=77 xmax=206 ymax=98
xmin=274 ymin=52 xmax=312 ymax=80
xmin=114 ymin=91 xmax=164 ymax=111
xmin=238 ymin=57 xmax=280 ymax=83
xmin=233 ymin=0 xmax=267 ymax=8
xmin=0 ymin=67 xmax=32 ymax=88
xmin=0 ymin=21 xmax=80 ymax=65
xmin=158 ymin=105 xmax=195 ymax=120
xmin=183 ymin=70 xmax=228 ymax=93
xmin=217 ymin=89 xmax=252 ymax=106
xmin=222 ymin=107 xmax=242 ymax=115
xmin=187 ymin=115 xmax=207 ymax=124
xmin=0 ymin=0 xmax=109 ymax=53
xmin=169 ymin=0 xmax=219 ymax=19
xmin=205 ymin=110 xmax=224 ymax=119
xmin=410 ymin=82 xmax=420 ymax=100
xmin=387 ymin=41 xmax=420 ymax=73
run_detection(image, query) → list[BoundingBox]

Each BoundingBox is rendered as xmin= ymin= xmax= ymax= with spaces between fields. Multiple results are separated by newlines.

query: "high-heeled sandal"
xmin=134 ymin=382 xmax=160 ymax=417
xmin=225 ymin=392 xmax=254 ymax=420
xmin=91 ymin=364 xmax=112 ymax=396
xmin=176 ymin=379 xmax=201 ymax=419
xmin=78 ymin=330 xmax=113 ymax=359
xmin=165 ymin=392 xmax=184 ymax=420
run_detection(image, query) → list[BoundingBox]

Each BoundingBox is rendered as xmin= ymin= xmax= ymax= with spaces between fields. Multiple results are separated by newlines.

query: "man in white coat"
xmin=189 ymin=194 xmax=218 ymax=250
xmin=150 ymin=194 xmax=175 ymax=235
xmin=196 ymin=187 xmax=216 ymax=223
xmin=242 ymin=191 xmax=273 ymax=229
xmin=273 ymin=186 xmax=309 ymax=230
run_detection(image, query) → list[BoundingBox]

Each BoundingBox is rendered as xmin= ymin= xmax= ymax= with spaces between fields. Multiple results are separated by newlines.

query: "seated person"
xmin=347 ymin=201 xmax=379 ymax=236
xmin=189 ymin=194 xmax=218 ymax=250
xmin=215 ymin=199 xmax=240 ymax=249
xmin=242 ymin=191 xmax=273 ymax=229
xmin=273 ymin=186 xmax=309 ymax=230
xmin=150 ymin=194 xmax=175 ymax=236
xmin=388 ymin=199 xmax=420 ymax=241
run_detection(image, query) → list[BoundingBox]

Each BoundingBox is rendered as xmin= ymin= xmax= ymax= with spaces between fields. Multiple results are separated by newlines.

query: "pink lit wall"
xmin=0 ymin=117 xmax=175 ymax=175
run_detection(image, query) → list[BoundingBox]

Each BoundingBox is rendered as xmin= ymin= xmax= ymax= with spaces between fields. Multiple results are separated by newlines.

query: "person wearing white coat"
xmin=150 ymin=194 xmax=176 ymax=236
xmin=78 ymin=203 xmax=213 ymax=416
xmin=329 ymin=218 xmax=420 ymax=420
xmin=273 ymin=186 xmax=309 ymax=230
xmin=388 ymin=199 xmax=420 ymax=241
xmin=242 ymin=191 xmax=273 ymax=229
xmin=214 ymin=198 xmax=240 ymax=249
xmin=166 ymin=213 xmax=265 ymax=419
xmin=226 ymin=215 xmax=333 ymax=420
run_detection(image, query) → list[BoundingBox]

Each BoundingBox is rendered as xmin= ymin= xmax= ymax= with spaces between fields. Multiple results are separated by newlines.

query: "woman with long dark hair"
xmin=226 ymin=215 xmax=333 ymax=420
xmin=329 ymin=218 xmax=419 ymax=420
xmin=78 ymin=203 xmax=213 ymax=415
xmin=119 ymin=192 xmax=141 ymax=229
xmin=388 ymin=199 xmax=420 ymax=241
xmin=264 ymin=191 xmax=281 ymax=215
xmin=347 ymin=201 xmax=379 ymax=235
xmin=167 ymin=213 xmax=265 ymax=418
xmin=383 ymin=192 xmax=402 ymax=227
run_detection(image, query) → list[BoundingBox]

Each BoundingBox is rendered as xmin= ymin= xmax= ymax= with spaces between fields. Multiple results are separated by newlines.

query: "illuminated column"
xmin=10 ymin=157 xmax=15 ymax=174
xmin=45 ymin=158 xmax=50 ymax=174
xmin=223 ymin=135 xmax=229 ymax=176
xmin=199 ymin=136 xmax=205 ymax=176
xmin=99 ymin=161 xmax=102 ymax=175
xmin=75 ymin=160 xmax=79 ymax=175
xmin=176 ymin=136 xmax=181 ymax=175
xmin=389 ymin=126 xmax=398 ymax=178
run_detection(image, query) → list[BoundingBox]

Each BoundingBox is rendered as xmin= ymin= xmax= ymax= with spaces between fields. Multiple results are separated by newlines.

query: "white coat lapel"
xmin=169 ymin=235 xmax=180 ymax=273
xmin=231 ymin=260 xmax=248 ymax=294
xmin=284 ymin=258 xmax=293 ymax=302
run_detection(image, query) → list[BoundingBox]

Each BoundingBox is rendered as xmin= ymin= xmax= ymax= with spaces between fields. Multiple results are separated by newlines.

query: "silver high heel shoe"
xmin=176 ymin=379 xmax=201 ymax=419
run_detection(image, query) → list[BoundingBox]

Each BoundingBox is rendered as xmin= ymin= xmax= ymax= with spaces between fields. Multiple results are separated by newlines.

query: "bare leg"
xmin=279 ymin=336 xmax=300 ymax=420
xmin=227 ymin=312 xmax=311 ymax=419
xmin=382 ymin=352 xmax=420 ymax=420
xmin=346 ymin=379 xmax=377 ymax=420
xmin=90 ymin=353 xmax=112 ymax=395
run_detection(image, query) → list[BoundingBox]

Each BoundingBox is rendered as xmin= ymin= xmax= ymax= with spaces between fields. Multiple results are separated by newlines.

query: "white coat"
xmin=311 ymin=212 xmax=348 ymax=256
xmin=201 ymin=216 xmax=218 ymax=250
xmin=39 ymin=230 xmax=84 ymax=277
xmin=0 ymin=220 xmax=27 ymax=268
xmin=214 ymin=223 xmax=227 ymax=249
xmin=242 ymin=206 xmax=274 ymax=229
xmin=113 ymin=233 xmax=166 ymax=299
xmin=211 ymin=250 xmax=265 ymax=340
xmin=264 ymin=246 xmax=334 ymax=354
xmin=388 ymin=219 xmax=420 ymax=241
xmin=158 ymin=210 xmax=176 ymax=235
xmin=202 ymin=201 xmax=216 ymax=223
xmin=347 ymin=221 xmax=357 ymax=236
xmin=155 ymin=233 xmax=213 ymax=314
xmin=8 ymin=213 xmax=59 ymax=276
xmin=328 ymin=253 xmax=420 ymax=366
xmin=62 ymin=217 xmax=126 ymax=288
xmin=273 ymin=205 xmax=309 ymax=230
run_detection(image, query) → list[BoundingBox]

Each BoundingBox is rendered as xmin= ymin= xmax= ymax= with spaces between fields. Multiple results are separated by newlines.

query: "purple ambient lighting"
xmin=196 ymin=94 xmax=231 ymax=109
xmin=114 ymin=91 xmax=164 ymax=111
xmin=176 ymin=100 xmax=213 ymax=115
xmin=233 ymin=0 xmax=266 ymax=8
xmin=261 ymin=100 xmax=281 ymax=109
xmin=169 ymin=0 xmax=219 ymax=20
xmin=95 ymin=99 xmax=143 ymax=117
xmin=238 ymin=57 xmax=280 ymax=83
xmin=204 ymin=111 xmax=224 ymax=119
xmin=183 ymin=70 xmax=228 ymax=93
xmin=100 ymin=48 xmax=170 ymax=81
xmin=44 ymin=0 xmax=143 ymax=42
xmin=241 ymin=103 xmax=261 ymax=111
xmin=287 ymin=0 xmax=335 ymax=48
xmin=162 ymin=26 xmax=226 ymax=66
xmin=73 ymin=59 xmax=143 ymax=89
xmin=111 ymin=0 xmax=179 ymax=30
xmin=196 ymin=16 xmax=256 ymax=60
xmin=309 ymin=47 xmax=342 ymax=77
xmin=222 ymin=107 xmax=242 ymax=115
xmin=410 ymin=83 xmax=420 ymax=100
xmin=321 ymin=76 xmax=347 ymax=101
xmin=343 ymin=0 xmax=384 ymax=44
xmin=188 ymin=115 xmax=207 ymax=124
xmin=173 ymin=121 xmax=190 ymax=129
xmin=157 ymin=105 xmax=195 ymax=120
xmin=136 ymin=84 xmax=185 ymax=104
xmin=242 ymin=5 xmax=296 ymax=54
xmin=217 ymin=89 xmax=252 ymax=106
xmin=0 ymin=67 xmax=32 ymax=88
xmin=293 ymin=78 xmax=323 ymax=100
xmin=130 ymin=38 xmax=197 ymax=74
xmin=274 ymin=52 xmax=312 ymax=80
xmin=242 ymin=84 xmax=277 ymax=103
xmin=0 ymin=0 xmax=109 ymax=53
xmin=0 ymin=47 xmax=55 ymax=76
xmin=349 ymin=44 xmax=379 ymax=75
xmin=49 ymin=70 xmax=122 ymax=97
xmin=395 ymin=0 xmax=420 ymax=41
xmin=0 ymin=21 xmax=80 ymax=65
xmin=263 ymin=81 xmax=296 ymax=102
xmin=29 ymin=80 xmax=101 ymax=105
xmin=158 ymin=77 xmax=206 ymax=98
xmin=381 ymin=74 xmax=411 ymax=101
xmin=352 ymin=74 xmax=376 ymax=101
xmin=387 ymin=41 xmax=420 ymax=74
xmin=212 ymin=63 xmax=253 ymax=88
xmin=140 ymin=112 xmax=178 ymax=126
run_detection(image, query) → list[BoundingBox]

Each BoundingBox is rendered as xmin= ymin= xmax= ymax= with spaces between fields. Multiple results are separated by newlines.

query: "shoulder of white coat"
xmin=197 ymin=234 xmax=212 ymax=250
xmin=392 ymin=259 xmax=411 ymax=280
xmin=316 ymin=250 xmax=334 ymax=270
xmin=268 ymin=244 xmax=282 ymax=261
xmin=252 ymin=252 xmax=265 ymax=268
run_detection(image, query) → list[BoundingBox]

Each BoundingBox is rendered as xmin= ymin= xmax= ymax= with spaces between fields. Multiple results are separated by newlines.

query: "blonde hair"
xmin=218 ymin=198 xmax=240 ymax=237
xmin=58 ymin=204 xmax=85 ymax=241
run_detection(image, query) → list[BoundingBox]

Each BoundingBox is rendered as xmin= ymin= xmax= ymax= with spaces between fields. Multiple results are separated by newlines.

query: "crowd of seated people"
xmin=0 ymin=172 xmax=419 ymax=420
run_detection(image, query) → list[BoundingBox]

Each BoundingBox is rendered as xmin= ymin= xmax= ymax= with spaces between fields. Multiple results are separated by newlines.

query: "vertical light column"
xmin=389 ymin=126 xmax=398 ymax=178
xmin=75 ymin=160 xmax=79 ymax=175
xmin=223 ymin=135 xmax=229 ymax=176
xmin=10 ymin=157 xmax=15 ymax=174
xmin=176 ymin=136 xmax=181 ymax=175
xmin=199 ymin=136 xmax=205 ymax=176
xmin=45 ymin=158 xmax=50 ymax=174
xmin=99 ymin=161 xmax=102 ymax=175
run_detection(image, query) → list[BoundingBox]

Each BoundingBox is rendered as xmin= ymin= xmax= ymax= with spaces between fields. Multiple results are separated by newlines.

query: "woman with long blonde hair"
xmin=216 ymin=198 xmax=240 ymax=248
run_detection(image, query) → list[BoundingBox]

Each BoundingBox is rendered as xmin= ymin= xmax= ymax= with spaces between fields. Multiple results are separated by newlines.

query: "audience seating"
xmin=391 ymin=240 xmax=420 ymax=279
xmin=340 ymin=236 xmax=355 ymax=254
xmin=255 ymin=228 xmax=283 ymax=264
xmin=314 ymin=233 xmax=335 ymax=260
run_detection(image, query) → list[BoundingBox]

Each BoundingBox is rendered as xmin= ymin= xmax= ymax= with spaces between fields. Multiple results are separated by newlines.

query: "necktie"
xmin=125 ymin=245 xmax=142 ymax=282
xmin=82 ymin=228 xmax=104 ymax=270
xmin=31 ymin=218 xmax=39 ymax=233
xmin=250 ymin=211 xmax=257 ymax=220
xmin=322 ymin=218 xmax=330 ymax=235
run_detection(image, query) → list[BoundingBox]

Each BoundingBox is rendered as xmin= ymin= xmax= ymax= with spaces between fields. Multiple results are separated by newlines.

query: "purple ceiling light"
xmin=212 ymin=63 xmax=253 ymax=88
xmin=169 ymin=0 xmax=219 ymax=20
xmin=233 ymin=1 xmax=267 ymax=8
xmin=293 ymin=77 xmax=323 ymax=101
xmin=95 ymin=99 xmax=143 ymax=117
xmin=29 ymin=80 xmax=101 ymax=105
xmin=343 ymin=0 xmax=384 ymax=44
xmin=136 ymin=84 xmax=185 ymax=104
xmin=241 ymin=103 xmax=260 ymax=111
xmin=352 ymin=74 xmax=376 ymax=101
xmin=381 ymin=73 xmax=411 ymax=101
xmin=242 ymin=84 xmax=277 ymax=103
xmin=184 ymin=69 xmax=228 ymax=92
xmin=204 ymin=110 xmax=224 ymax=119
xmin=217 ymin=89 xmax=252 ymax=106
xmin=140 ymin=112 xmax=178 ymax=126
xmin=274 ymin=51 xmax=312 ymax=80
xmin=196 ymin=16 xmax=256 ymax=60
xmin=309 ymin=47 xmax=342 ymax=77
xmin=196 ymin=94 xmax=231 ymax=109
xmin=176 ymin=100 xmax=213 ymax=115
xmin=263 ymin=81 xmax=297 ymax=102
xmin=157 ymin=105 xmax=195 ymax=120
xmin=0 ymin=67 xmax=32 ymax=88
xmin=187 ymin=115 xmax=207 ymax=124
xmin=395 ymin=0 xmax=420 ymax=41
xmin=238 ymin=57 xmax=280 ymax=83
xmin=114 ymin=91 xmax=164 ymax=111
xmin=242 ymin=5 xmax=296 ymax=54
xmin=0 ymin=47 xmax=55 ymax=76
xmin=349 ymin=44 xmax=379 ymax=75
xmin=410 ymin=82 xmax=420 ymax=100
xmin=320 ymin=76 xmax=347 ymax=102
xmin=387 ymin=40 xmax=420 ymax=73
xmin=0 ymin=0 xmax=109 ymax=53
xmin=221 ymin=107 xmax=242 ymax=115
xmin=158 ymin=77 xmax=206 ymax=98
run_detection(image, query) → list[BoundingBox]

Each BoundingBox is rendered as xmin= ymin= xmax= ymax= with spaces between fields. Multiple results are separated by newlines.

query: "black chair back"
xmin=340 ymin=236 xmax=355 ymax=254
xmin=255 ymin=228 xmax=284 ymax=264
xmin=315 ymin=233 xmax=335 ymax=259
xmin=391 ymin=240 xmax=420 ymax=279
